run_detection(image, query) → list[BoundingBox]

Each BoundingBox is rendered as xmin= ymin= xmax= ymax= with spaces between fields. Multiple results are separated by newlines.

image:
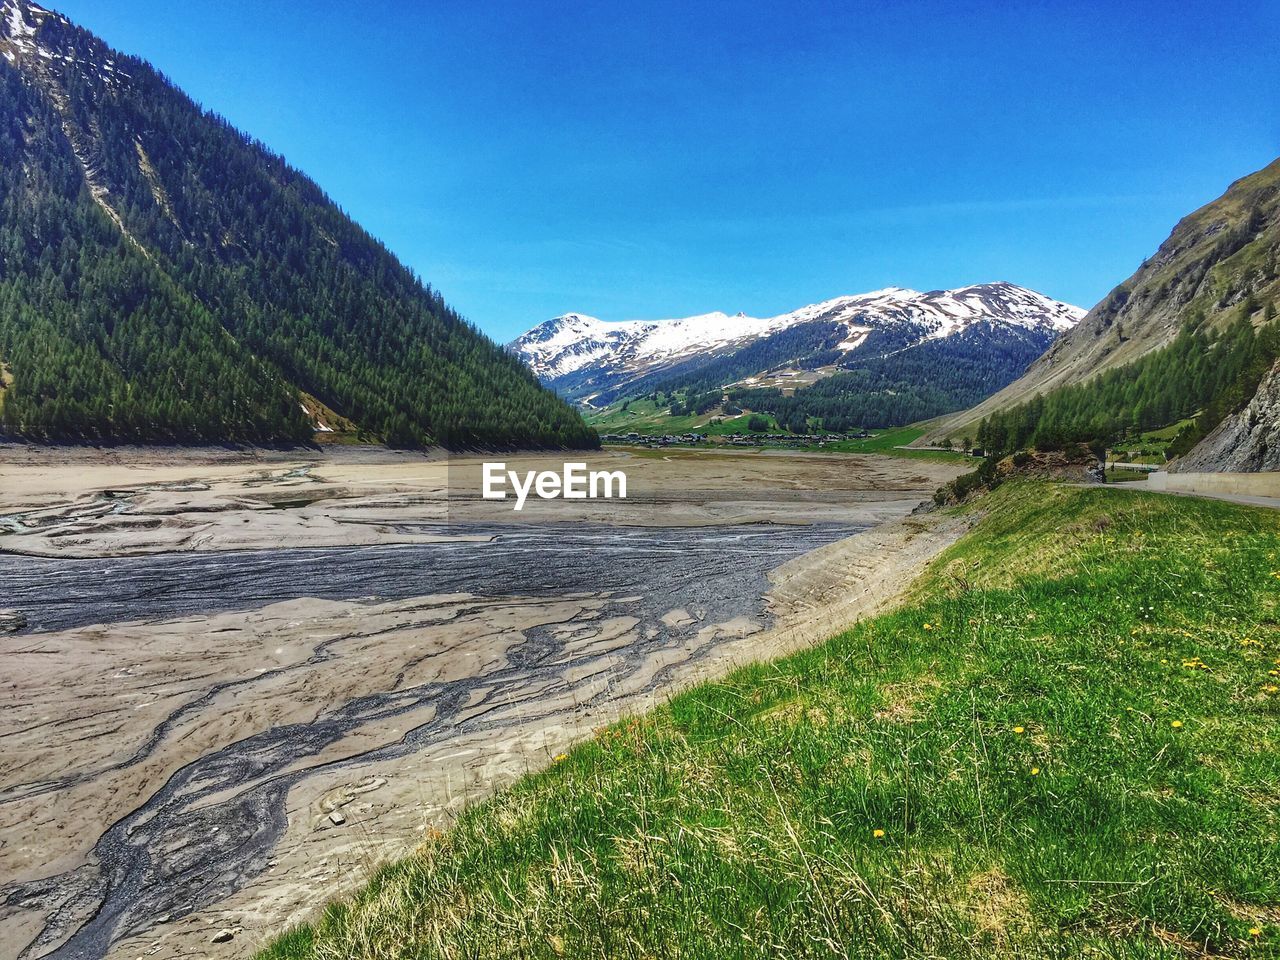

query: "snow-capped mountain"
xmin=511 ymin=283 xmax=1084 ymax=405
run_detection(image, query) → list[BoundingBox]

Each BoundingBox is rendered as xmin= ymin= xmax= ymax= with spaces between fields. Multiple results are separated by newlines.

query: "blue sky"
xmin=53 ymin=0 xmax=1279 ymax=341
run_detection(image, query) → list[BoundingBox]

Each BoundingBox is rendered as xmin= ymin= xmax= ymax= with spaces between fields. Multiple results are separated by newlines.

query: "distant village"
xmin=599 ymin=430 xmax=870 ymax=449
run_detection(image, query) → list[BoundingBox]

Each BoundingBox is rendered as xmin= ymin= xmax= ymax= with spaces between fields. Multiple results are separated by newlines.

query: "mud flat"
xmin=0 ymin=445 xmax=960 ymax=557
xmin=0 ymin=446 xmax=968 ymax=960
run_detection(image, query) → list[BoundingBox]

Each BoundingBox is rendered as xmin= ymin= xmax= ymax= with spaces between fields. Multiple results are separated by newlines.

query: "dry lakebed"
xmin=0 ymin=445 xmax=967 ymax=960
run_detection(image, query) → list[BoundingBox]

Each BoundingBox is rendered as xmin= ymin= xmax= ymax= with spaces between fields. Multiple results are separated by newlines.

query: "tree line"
xmin=975 ymin=302 xmax=1280 ymax=458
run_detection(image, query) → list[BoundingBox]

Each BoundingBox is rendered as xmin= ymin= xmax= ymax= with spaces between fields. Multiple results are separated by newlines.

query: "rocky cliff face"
xmin=1172 ymin=359 xmax=1280 ymax=472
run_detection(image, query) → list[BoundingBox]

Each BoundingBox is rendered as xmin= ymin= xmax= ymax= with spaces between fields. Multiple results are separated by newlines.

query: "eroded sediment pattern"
xmin=0 ymin=524 xmax=856 ymax=960
xmin=0 ymin=448 xmax=968 ymax=960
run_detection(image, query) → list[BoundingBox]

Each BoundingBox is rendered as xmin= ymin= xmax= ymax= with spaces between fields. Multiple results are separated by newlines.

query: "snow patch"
xmin=1 ymin=2 xmax=129 ymax=86
xmin=835 ymin=327 xmax=873 ymax=352
xmin=5 ymin=3 xmax=36 ymax=40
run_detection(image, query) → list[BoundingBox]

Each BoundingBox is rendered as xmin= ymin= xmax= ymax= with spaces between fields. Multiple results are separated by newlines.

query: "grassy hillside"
xmin=260 ymin=483 xmax=1280 ymax=959
xmin=587 ymin=397 xmax=782 ymax=435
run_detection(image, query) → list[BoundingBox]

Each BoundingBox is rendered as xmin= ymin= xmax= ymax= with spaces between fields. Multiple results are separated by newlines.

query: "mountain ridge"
xmin=512 ymin=282 xmax=1084 ymax=407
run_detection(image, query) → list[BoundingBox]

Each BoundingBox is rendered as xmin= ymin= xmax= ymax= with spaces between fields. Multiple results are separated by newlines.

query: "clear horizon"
xmin=47 ymin=0 xmax=1280 ymax=341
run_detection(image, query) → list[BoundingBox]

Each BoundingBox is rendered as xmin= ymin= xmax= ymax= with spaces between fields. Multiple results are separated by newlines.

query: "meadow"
xmin=591 ymin=401 xmax=970 ymax=464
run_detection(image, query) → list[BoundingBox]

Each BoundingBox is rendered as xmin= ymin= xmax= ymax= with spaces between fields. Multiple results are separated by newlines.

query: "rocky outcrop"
xmin=1172 ymin=360 xmax=1280 ymax=472
xmin=997 ymin=446 xmax=1102 ymax=482
xmin=933 ymin=445 xmax=1102 ymax=506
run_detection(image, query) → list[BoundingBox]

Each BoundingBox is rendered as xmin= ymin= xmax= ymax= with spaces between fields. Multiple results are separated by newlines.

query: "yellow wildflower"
xmin=1013 ymin=726 xmax=1025 ymax=734
xmin=553 ymin=753 xmax=568 ymax=762
xmin=1170 ymin=720 xmax=1183 ymax=729
xmin=1250 ymin=927 xmax=1262 ymax=937
xmin=872 ymin=828 xmax=885 ymax=839
xmin=1030 ymin=767 xmax=1040 ymax=776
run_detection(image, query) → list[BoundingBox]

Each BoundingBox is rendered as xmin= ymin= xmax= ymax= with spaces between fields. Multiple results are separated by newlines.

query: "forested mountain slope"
xmin=724 ymin=319 xmax=1065 ymax=432
xmin=921 ymin=156 xmax=1280 ymax=445
xmin=972 ymin=306 xmax=1279 ymax=457
xmin=0 ymin=1 xmax=595 ymax=448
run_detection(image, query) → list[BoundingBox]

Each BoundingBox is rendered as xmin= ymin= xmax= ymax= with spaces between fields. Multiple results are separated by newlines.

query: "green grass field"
xmin=260 ymin=482 xmax=1280 ymax=959
xmin=591 ymin=402 xmax=969 ymax=464
xmin=587 ymin=397 xmax=781 ymax=435
xmin=792 ymin=426 xmax=970 ymax=462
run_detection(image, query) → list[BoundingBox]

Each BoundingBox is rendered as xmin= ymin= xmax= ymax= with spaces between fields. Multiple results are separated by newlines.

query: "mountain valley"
xmin=0 ymin=4 xmax=1277 ymax=960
